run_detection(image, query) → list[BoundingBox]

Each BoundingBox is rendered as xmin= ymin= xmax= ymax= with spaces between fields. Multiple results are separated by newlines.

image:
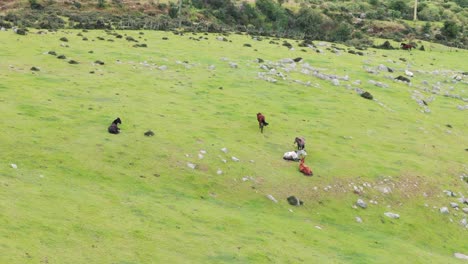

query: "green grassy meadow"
xmin=0 ymin=29 xmax=467 ymax=263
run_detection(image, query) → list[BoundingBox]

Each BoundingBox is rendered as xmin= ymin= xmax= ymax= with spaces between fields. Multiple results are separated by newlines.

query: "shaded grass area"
xmin=0 ymin=29 xmax=467 ymax=263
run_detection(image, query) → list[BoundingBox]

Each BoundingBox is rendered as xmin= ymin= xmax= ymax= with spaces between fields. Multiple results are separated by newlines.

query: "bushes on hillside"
xmin=2 ymin=0 xmax=467 ymax=49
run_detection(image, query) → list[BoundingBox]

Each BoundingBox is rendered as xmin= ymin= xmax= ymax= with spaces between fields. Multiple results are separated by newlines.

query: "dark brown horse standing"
xmin=256 ymin=113 xmax=269 ymax=133
xmin=108 ymin=117 xmax=121 ymax=134
xmin=294 ymin=137 xmax=305 ymax=150
xmin=400 ymin=43 xmax=415 ymax=51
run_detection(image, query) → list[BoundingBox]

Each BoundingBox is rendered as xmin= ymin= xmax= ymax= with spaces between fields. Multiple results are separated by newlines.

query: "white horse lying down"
xmin=283 ymin=150 xmax=307 ymax=161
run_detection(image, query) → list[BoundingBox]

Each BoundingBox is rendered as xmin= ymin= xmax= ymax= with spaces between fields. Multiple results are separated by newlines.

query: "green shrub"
xmin=441 ymin=20 xmax=460 ymax=39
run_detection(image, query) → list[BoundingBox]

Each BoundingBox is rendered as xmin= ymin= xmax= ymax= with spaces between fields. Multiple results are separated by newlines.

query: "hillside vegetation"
xmin=0 ymin=0 xmax=467 ymax=48
xmin=0 ymin=28 xmax=467 ymax=263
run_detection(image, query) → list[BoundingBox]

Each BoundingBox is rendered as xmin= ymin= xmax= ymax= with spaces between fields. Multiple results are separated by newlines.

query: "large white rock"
xmin=384 ymin=212 xmax=400 ymax=219
xmin=440 ymin=207 xmax=450 ymax=214
xmin=454 ymin=253 xmax=468 ymax=260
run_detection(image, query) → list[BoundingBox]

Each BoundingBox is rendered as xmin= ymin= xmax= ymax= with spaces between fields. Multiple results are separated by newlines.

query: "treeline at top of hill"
xmin=1 ymin=0 xmax=467 ymax=49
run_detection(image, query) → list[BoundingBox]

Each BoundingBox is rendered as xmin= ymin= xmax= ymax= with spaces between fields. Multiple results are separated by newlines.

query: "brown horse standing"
xmin=108 ymin=117 xmax=121 ymax=134
xmin=400 ymin=43 xmax=415 ymax=51
xmin=256 ymin=113 xmax=269 ymax=133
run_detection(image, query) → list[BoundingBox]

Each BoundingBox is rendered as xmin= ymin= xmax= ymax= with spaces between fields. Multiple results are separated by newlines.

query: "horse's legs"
xmin=260 ymin=123 xmax=264 ymax=133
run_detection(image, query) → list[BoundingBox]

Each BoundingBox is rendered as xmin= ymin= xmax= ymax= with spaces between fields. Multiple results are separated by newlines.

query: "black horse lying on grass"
xmin=108 ymin=117 xmax=121 ymax=134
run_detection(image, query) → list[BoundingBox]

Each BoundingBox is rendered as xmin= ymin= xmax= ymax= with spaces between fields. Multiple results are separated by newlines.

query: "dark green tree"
xmin=441 ymin=20 xmax=460 ymax=39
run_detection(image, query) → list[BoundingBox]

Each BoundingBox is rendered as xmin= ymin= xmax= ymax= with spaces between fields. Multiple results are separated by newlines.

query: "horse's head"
xmin=113 ymin=117 xmax=121 ymax=124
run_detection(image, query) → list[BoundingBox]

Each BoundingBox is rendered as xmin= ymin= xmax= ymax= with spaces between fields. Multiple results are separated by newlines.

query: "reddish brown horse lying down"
xmin=108 ymin=117 xmax=121 ymax=134
xmin=257 ymin=113 xmax=269 ymax=133
xmin=299 ymin=158 xmax=313 ymax=176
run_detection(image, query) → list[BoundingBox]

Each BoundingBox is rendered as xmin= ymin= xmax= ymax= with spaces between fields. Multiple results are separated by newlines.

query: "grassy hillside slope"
xmin=0 ymin=29 xmax=467 ymax=263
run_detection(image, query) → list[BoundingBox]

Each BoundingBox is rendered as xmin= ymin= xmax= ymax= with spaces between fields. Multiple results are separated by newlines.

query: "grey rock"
xmin=355 ymin=216 xmax=363 ymax=223
xmin=356 ymin=199 xmax=367 ymax=209
xmin=454 ymin=253 xmax=468 ymax=260
xmin=444 ymin=190 xmax=457 ymax=197
xmin=267 ymin=194 xmax=278 ymax=203
xmin=462 ymin=208 xmax=468 ymax=214
xmin=450 ymin=202 xmax=459 ymax=208
xmin=10 ymin=164 xmax=17 ymax=169
xmin=460 ymin=218 xmax=467 ymax=228
xmin=458 ymin=198 xmax=468 ymax=205
xmin=187 ymin=162 xmax=196 ymax=169
xmin=440 ymin=207 xmax=449 ymax=214
xmin=384 ymin=212 xmax=400 ymax=219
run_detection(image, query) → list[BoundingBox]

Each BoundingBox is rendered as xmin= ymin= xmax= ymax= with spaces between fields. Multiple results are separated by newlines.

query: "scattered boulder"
xmin=144 ymin=130 xmax=154 ymax=136
xmin=355 ymin=216 xmax=363 ymax=223
xmin=384 ymin=212 xmax=400 ymax=219
xmin=395 ymin=75 xmax=410 ymax=83
xmin=60 ymin=37 xmax=68 ymax=42
xmin=243 ymin=43 xmax=252 ymax=47
xmin=459 ymin=198 xmax=468 ymax=205
xmin=267 ymin=194 xmax=278 ymax=203
xmin=460 ymin=218 xmax=467 ymax=228
xmin=231 ymin=157 xmax=240 ymax=162
xmin=444 ymin=190 xmax=457 ymax=197
xmin=68 ymin=60 xmax=79 ymax=64
xmin=57 ymin=55 xmax=66 ymax=59
xmin=454 ymin=253 xmax=468 ymax=260
xmin=10 ymin=164 xmax=17 ymax=169
xmin=48 ymin=51 xmax=57 ymax=56
xmin=287 ymin=196 xmax=303 ymax=206
xmin=30 ymin=66 xmax=40 ymax=71
xmin=440 ymin=207 xmax=449 ymax=214
xmin=356 ymin=199 xmax=367 ymax=209
xmin=257 ymin=58 xmax=264 ymax=63
xmin=221 ymin=147 xmax=228 ymax=153
xmin=187 ymin=162 xmax=196 ymax=169
xmin=450 ymin=202 xmax=459 ymax=208
xmin=463 ymin=208 xmax=468 ymax=214
xmin=94 ymin=60 xmax=105 ymax=65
